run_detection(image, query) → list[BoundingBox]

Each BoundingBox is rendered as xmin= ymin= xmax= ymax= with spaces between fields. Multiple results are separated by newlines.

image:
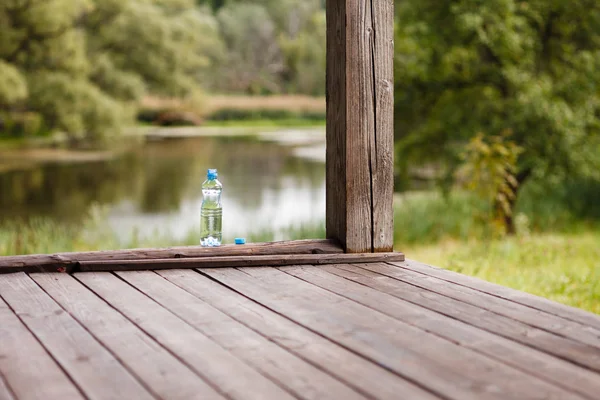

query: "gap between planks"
xmin=200 ymin=265 xmax=585 ymax=400
xmin=156 ymin=268 xmax=439 ymax=400
xmin=278 ymin=264 xmax=600 ymax=400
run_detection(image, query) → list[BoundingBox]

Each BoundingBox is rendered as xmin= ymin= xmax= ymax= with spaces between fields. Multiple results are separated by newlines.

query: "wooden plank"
xmin=75 ymin=252 xmax=404 ymax=273
xmin=371 ymin=0 xmax=395 ymax=251
xmin=31 ymin=273 xmax=225 ymax=400
xmin=158 ymin=269 xmax=439 ymax=400
xmin=75 ymin=272 xmax=296 ymax=400
xmin=282 ymin=265 xmax=600 ymax=400
xmin=392 ymin=260 xmax=600 ymax=331
xmin=0 ymin=374 xmax=15 ymax=400
xmin=0 ymin=239 xmax=342 ymax=273
xmin=331 ymin=264 xmax=600 ymax=373
xmin=0 ymin=273 xmax=153 ymax=400
xmin=326 ymin=0 xmax=394 ymax=253
xmin=325 ymin=0 xmax=347 ymax=251
xmin=0 ymin=297 xmax=83 ymax=400
xmin=345 ymin=0 xmax=375 ymax=253
xmin=202 ymin=267 xmax=582 ymax=400
xmin=360 ymin=262 xmax=600 ymax=349
xmin=118 ymin=271 xmax=366 ymax=400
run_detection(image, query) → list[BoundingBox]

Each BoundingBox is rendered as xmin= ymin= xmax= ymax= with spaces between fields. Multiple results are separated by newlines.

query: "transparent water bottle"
xmin=200 ymin=169 xmax=222 ymax=247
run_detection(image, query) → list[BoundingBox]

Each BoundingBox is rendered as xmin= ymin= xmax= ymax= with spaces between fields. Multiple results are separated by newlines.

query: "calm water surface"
xmin=0 ymin=128 xmax=326 ymax=244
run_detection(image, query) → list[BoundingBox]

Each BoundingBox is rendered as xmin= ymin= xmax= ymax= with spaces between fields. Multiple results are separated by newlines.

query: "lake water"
xmin=0 ymin=128 xmax=326 ymax=244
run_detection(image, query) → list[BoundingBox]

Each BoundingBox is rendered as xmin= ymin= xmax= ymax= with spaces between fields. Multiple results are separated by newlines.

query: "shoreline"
xmin=0 ymin=125 xmax=326 ymax=173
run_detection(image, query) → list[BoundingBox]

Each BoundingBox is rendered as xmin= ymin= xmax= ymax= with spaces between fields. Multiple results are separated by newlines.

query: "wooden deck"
xmin=1 ymin=260 xmax=600 ymax=400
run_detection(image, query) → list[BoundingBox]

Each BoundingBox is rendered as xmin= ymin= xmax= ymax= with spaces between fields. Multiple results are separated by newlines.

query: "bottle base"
xmin=200 ymin=236 xmax=222 ymax=247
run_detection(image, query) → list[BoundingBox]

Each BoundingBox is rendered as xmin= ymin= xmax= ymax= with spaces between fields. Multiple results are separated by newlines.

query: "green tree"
xmin=0 ymin=0 xmax=219 ymax=140
xmin=205 ymin=0 xmax=325 ymax=95
xmin=215 ymin=3 xmax=284 ymax=94
xmin=394 ymin=0 xmax=600 ymax=230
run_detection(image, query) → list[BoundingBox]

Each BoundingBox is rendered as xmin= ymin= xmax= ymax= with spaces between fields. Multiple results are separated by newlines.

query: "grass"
xmin=405 ymin=232 xmax=600 ymax=314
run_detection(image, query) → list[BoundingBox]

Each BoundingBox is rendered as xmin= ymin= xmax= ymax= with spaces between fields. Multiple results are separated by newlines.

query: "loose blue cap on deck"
xmin=207 ymin=169 xmax=218 ymax=180
xmin=234 ymin=238 xmax=246 ymax=245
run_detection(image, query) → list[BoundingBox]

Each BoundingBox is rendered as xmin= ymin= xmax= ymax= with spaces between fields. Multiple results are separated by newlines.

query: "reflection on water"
xmin=0 ymin=130 xmax=326 ymax=244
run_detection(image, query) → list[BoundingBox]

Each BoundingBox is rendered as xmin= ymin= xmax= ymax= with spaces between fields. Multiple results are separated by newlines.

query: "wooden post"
xmin=326 ymin=0 xmax=394 ymax=253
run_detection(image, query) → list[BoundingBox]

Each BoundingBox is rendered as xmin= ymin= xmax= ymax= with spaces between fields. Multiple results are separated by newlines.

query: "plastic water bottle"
xmin=200 ymin=169 xmax=222 ymax=247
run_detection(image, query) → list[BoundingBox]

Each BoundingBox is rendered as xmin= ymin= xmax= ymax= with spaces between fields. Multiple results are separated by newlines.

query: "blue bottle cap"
xmin=207 ymin=169 xmax=218 ymax=180
xmin=234 ymin=238 xmax=246 ymax=245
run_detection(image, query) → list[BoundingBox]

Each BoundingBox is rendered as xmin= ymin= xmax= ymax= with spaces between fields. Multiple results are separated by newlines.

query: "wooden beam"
xmin=326 ymin=0 xmax=395 ymax=253
xmin=76 ymin=252 xmax=405 ymax=273
xmin=0 ymin=239 xmax=342 ymax=274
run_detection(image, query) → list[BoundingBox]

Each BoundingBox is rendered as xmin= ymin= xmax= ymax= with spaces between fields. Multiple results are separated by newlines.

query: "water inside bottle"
xmin=200 ymin=176 xmax=223 ymax=247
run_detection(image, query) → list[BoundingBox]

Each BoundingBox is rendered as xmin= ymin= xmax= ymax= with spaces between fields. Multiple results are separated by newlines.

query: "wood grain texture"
xmin=326 ymin=0 xmax=347 ymax=251
xmin=202 ymin=267 xmax=581 ymax=400
xmin=31 ymin=273 xmax=224 ymax=400
xmin=391 ymin=260 xmax=600 ymax=331
xmin=0 ymin=273 xmax=153 ymax=400
xmin=118 ymin=270 xmax=366 ymax=400
xmin=0 ymin=297 xmax=83 ymax=400
xmin=75 ymin=272 xmax=295 ymax=400
xmin=334 ymin=263 xmax=600 ymax=373
xmin=371 ymin=0 xmax=395 ymax=251
xmin=283 ymin=265 xmax=600 ymax=400
xmin=77 ymin=252 xmax=404 ymax=272
xmin=158 ymin=269 xmax=439 ymax=400
xmin=0 ymin=239 xmax=342 ymax=274
xmin=346 ymin=0 xmax=374 ymax=253
xmin=326 ymin=0 xmax=394 ymax=253
xmin=362 ymin=262 xmax=600 ymax=349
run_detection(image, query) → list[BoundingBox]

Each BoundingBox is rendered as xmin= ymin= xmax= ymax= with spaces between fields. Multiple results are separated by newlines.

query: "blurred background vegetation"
xmin=1 ymin=0 xmax=599 ymax=312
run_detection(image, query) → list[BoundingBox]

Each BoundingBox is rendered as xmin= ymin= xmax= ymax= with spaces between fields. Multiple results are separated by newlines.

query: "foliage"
xmin=394 ymin=0 xmax=600 ymax=191
xmin=457 ymin=132 xmax=523 ymax=234
xmin=0 ymin=0 xmax=326 ymax=139
xmin=0 ymin=0 xmax=220 ymax=140
xmin=199 ymin=0 xmax=326 ymax=95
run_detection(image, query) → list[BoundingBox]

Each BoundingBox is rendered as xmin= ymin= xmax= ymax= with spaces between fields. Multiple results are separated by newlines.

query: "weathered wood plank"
xmin=75 ymin=252 xmax=404 ymax=272
xmin=362 ymin=262 xmax=600 ymax=349
xmin=0 ymin=239 xmax=342 ymax=273
xmin=202 ymin=267 xmax=581 ymax=400
xmin=326 ymin=0 xmax=347 ymax=251
xmin=0 ymin=273 xmax=153 ymax=400
xmin=0 ymin=297 xmax=83 ymax=400
xmin=158 ymin=269 xmax=439 ymax=400
xmin=118 ymin=271 xmax=366 ymax=400
xmin=332 ymin=264 xmax=600 ymax=373
xmin=283 ymin=265 xmax=600 ymax=400
xmin=0 ymin=374 xmax=15 ymax=400
xmin=371 ymin=0 xmax=395 ymax=251
xmin=326 ymin=0 xmax=394 ymax=253
xmin=392 ymin=260 xmax=600 ymax=331
xmin=75 ymin=272 xmax=296 ymax=400
xmin=345 ymin=0 xmax=374 ymax=253
xmin=31 ymin=273 xmax=225 ymax=400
